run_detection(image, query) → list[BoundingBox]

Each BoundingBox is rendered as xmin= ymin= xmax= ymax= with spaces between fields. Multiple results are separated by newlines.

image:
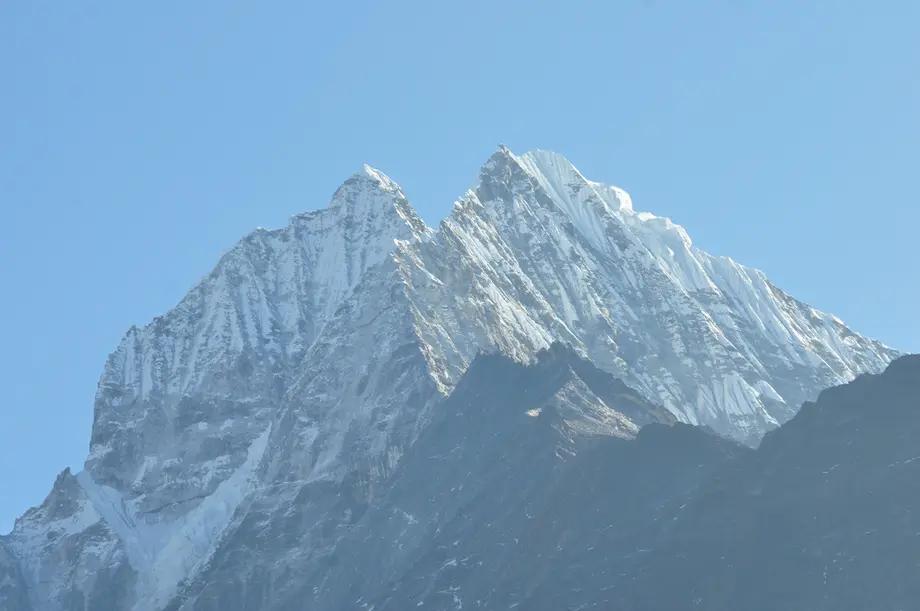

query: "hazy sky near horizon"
xmin=2 ymin=1 xmax=918 ymax=532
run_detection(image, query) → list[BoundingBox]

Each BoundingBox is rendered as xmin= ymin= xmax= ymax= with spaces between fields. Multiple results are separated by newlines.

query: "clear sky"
xmin=2 ymin=1 xmax=917 ymax=532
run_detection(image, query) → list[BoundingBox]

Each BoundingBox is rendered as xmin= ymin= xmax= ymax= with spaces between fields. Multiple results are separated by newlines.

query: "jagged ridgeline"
xmin=1 ymin=148 xmax=899 ymax=611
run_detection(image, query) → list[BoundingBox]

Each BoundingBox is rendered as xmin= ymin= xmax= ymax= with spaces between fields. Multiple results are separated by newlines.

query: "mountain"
xmin=343 ymin=353 xmax=920 ymax=611
xmin=612 ymin=354 xmax=920 ymax=611
xmin=0 ymin=541 xmax=30 ymax=611
xmin=336 ymin=347 xmax=744 ymax=611
xmin=169 ymin=344 xmax=679 ymax=611
xmin=399 ymin=147 xmax=895 ymax=441
xmin=0 ymin=148 xmax=898 ymax=611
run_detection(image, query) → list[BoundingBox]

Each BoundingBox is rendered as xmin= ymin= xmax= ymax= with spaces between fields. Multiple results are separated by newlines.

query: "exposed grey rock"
xmin=4 ymin=469 xmax=133 ymax=611
xmin=0 ymin=539 xmax=31 ymax=611
xmin=355 ymin=354 xmax=920 ymax=611
xmin=614 ymin=354 xmax=920 ymax=611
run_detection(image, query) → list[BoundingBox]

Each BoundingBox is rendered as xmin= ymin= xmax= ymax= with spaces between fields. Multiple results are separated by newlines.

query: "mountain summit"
xmin=1 ymin=148 xmax=898 ymax=611
xmin=402 ymin=147 xmax=896 ymax=438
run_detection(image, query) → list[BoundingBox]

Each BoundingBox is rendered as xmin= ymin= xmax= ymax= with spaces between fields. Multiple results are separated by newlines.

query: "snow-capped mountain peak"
xmin=328 ymin=163 xmax=404 ymax=207
xmin=1 ymin=148 xmax=899 ymax=611
xmin=404 ymin=147 xmax=897 ymax=441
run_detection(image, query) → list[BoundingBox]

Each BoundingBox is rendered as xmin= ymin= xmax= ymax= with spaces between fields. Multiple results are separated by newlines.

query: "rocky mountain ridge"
xmin=0 ymin=148 xmax=898 ymax=611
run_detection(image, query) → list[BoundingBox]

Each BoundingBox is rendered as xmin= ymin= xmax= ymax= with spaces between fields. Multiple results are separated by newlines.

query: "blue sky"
xmin=1 ymin=1 xmax=917 ymax=532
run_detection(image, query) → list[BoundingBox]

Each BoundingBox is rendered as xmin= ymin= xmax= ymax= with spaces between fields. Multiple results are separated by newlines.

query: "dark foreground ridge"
xmin=615 ymin=353 xmax=920 ymax=611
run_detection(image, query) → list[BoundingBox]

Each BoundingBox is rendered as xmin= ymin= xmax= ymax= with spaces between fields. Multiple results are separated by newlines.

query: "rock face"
xmin=316 ymin=347 xmax=739 ymax=611
xmin=343 ymin=354 xmax=920 ymax=611
xmin=614 ymin=354 xmax=920 ymax=611
xmin=0 ymin=540 xmax=31 ymax=611
xmin=169 ymin=345 xmax=679 ymax=611
xmin=0 ymin=148 xmax=899 ymax=611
